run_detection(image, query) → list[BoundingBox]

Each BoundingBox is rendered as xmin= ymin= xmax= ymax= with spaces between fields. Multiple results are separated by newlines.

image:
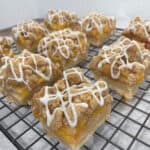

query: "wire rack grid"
xmin=0 ymin=28 xmax=150 ymax=150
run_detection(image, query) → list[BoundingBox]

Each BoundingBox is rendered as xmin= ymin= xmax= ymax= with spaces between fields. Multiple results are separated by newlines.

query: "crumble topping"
xmin=38 ymin=29 xmax=88 ymax=68
xmin=45 ymin=9 xmax=77 ymax=30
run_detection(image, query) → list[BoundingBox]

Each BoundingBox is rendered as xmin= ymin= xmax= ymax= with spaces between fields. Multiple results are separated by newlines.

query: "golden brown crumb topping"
xmin=38 ymin=29 xmax=88 ymax=68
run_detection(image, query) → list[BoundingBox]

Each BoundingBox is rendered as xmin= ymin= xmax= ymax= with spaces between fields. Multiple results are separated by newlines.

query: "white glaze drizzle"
xmin=38 ymin=29 xmax=87 ymax=59
xmin=0 ymin=50 xmax=52 ymax=89
xmin=47 ymin=10 xmax=76 ymax=26
xmin=82 ymin=12 xmax=115 ymax=34
xmin=12 ymin=20 xmax=47 ymax=39
xmin=40 ymin=68 xmax=108 ymax=128
xmin=98 ymin=39 xmax=146 ymax=79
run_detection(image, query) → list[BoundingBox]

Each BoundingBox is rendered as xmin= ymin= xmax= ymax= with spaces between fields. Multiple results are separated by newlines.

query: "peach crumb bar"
xmin=89 ymin=36 xmax=150 ymax=101
xmin=44 ymin=9 xmax=78 ymax=31
xmin=38 ymin=29 xmax=89 ymax=69
xmin=12 ymin=20 xmax=47 ymax=51
xmin=81 ymin=12 xmax=116 ymax=47
xmin=31 ymin=67 xmax=112 ymax=150
xmin=0 ymin=50 xmax=62 ymax=105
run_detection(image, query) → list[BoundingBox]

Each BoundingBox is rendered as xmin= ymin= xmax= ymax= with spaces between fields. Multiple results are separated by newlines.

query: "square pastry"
xmin=89 ymin=36 xmax=150 ymax=101
xmin=81 ymin=12 xmax=116 ymax=47
xmin=44 ymin=9 xmax=78 ymax=31
xmin=12 ymin=20 xmax=48 ymax=51
xmin=38 ymin=29 xmax=89 ymax=69
xmin=0 ymin=36 xmax=14 ymax=65
xmin=122 ymin=16 xmax=150 ymax=50
xmin=31 ymin=68 xmax=112 ymax=150
xmin=0 ymin=50 xmax=62 ymax=105
xmin=0 ymin=36 xmax=14 ymax=57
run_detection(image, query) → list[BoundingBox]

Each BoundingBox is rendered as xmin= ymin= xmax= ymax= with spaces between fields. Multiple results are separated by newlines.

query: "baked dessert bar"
xmin=38 ymin=29 xmax=88 ymax=69
xmin=12 ymin=20 xmax=47 ymax=51
xmin=81 ymin=12 xmax=116 ymax=47
xmin=0 ymin=36 xmax=14 ymax=65
xmin=122 ymin=16 xmax=150 ymax=49
xmin=31 ymin=67 xmax=112 ymax=150
xmin=0 ymin=36 xmax=14 ymax=57
xmin=44 ymin=9 xmax=78 ymax=31
xmin=89 ymin=36 xmax=150 ymax=100
xmin=0 ymin=50 xmax=62 ymax=105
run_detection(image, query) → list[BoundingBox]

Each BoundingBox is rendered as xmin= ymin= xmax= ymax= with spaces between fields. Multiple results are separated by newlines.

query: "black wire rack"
xmin=0 ymin=29 xmax=150 ymax=150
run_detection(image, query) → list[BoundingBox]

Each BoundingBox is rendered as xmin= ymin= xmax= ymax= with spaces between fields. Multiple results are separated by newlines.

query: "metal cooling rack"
xmin=0 ymin=29 xmax=150 ymax=150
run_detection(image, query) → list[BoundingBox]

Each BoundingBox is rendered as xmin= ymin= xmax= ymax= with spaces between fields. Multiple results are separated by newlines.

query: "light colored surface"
xmin=0 ymin=0 xmax=38 ymax=29
xmin=0 ymin=0 xmax=150 ymax=29
xmin=0 ymin=131 xmax=17 ymax=150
